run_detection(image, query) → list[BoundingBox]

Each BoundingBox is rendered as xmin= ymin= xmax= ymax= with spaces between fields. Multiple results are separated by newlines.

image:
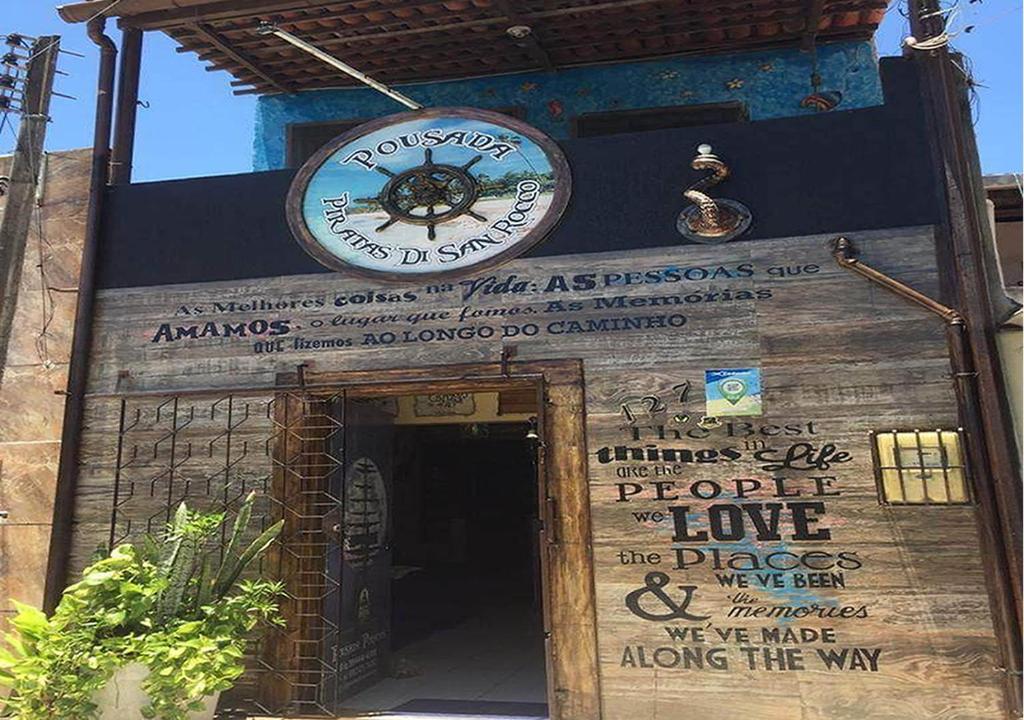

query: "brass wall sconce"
xmin=677 ymin=143 xmax=752 ymax=244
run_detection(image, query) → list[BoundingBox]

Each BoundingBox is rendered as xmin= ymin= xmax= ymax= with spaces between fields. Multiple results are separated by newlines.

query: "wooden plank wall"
xmin=70 ymin=226 xmax=1006 ymax=719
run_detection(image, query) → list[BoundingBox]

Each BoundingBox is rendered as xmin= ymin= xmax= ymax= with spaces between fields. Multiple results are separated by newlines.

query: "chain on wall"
xmin=110 ymin=390 xmax=347 ymax=717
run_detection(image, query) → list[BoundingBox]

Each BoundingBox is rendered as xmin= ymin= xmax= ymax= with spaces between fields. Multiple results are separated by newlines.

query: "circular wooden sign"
xmin=286 ymin=107 xmax=571 ymax=282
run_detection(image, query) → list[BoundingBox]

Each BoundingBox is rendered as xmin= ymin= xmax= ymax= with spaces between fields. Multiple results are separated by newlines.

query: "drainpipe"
xmin=833 ymin=237 xmax=1022 ymax=714
xmin=42 ymin=16 xmax=117 ymax=614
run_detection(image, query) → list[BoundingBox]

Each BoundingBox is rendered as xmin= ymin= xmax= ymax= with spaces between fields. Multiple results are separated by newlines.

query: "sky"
xmin=2 ymin=1 xmax=1022 ymax=181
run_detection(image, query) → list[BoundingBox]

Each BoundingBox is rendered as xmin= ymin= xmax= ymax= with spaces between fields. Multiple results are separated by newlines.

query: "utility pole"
xmin=0 ymin=36 xmax=60 ymax=384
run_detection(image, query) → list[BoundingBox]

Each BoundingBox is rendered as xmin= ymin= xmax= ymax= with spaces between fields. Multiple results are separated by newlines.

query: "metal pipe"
xmin=256 ymin=22 xmax=422 ymax=110
xmin=832 ymin=236 xmax=962 ymax=323
xmin=833 ymin=236 xmax=1023 ymax=711
xmin=42 ymin=16 xmax=116 ymax=614
xmin=110 ymin=26 xmax=143 ymax=185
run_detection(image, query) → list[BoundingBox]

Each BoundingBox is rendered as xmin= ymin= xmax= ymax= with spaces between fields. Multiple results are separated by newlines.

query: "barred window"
xmin=871 ymin=429 xmax=970 ymax=505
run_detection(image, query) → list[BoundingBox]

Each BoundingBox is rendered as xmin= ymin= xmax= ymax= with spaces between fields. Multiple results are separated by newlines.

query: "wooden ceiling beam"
xmin=229 ymin=23 xmax=874 ymax=94
xmin=218 ymin=16 xmax=851 ymax=88
xmin=801 ymin=0 xmax=828 ymax=49
xmin=59 ymin=0 xmax=321 ymax=24
xmin=205 ymin=42 xmax=535 ymax=82
xmin=174 ymin=0 xmax=468 ymax=43
xmin=217 ymin=23 xmax=875 ymax=95
xmin=172 ymin=16 xmax=500 ymax=61
xmin=171 ymin=0 xmax=453 ymax=50
xmin=82 ymin=0 xmax=783 ymax=31
xmin=192 ymin=0 xmax=875 ymax=59
xmin=185 ymin=25 xmax=527 ymax=70
xmin=170 ymin=0 xmax=804 ymax=52
xmin=189 ymin=3 xmax=811 ymax=75
xmin=492 ymin=0 xmax=555 ymax=72
xmin=130 ymin=0 xmax=486 ymax=29
xmin=57 ymin=0 xmax=887 ymax=93
xmin=189 ymin=22 xmax=294 ymax=93
xmin=175 ymin=0 xmax=812 ymax=67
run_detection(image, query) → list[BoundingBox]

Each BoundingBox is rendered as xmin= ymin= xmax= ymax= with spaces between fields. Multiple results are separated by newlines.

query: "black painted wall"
xmin=97 ymin=58 xmax=937 ymax=289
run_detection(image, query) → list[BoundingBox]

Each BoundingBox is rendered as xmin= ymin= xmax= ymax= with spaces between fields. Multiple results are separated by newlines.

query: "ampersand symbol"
xmin=624 ymin=571 xmax=711 ymax=622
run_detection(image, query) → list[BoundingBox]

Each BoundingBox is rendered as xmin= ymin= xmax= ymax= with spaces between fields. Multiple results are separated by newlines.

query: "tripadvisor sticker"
xmin=705 ymin=368 xmax=763 ymax=417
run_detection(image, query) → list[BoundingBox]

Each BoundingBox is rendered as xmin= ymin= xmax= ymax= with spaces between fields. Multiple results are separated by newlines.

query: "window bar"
xmin=869 ymin=430 xmax=886 ymax=505
xmin=163 ymin=397 xmax=180 ymax=527
xmin=956 ymin=428 xmax=970 ymax=503
xmin=219 ymin=396 xmax=234 ymax=553
xmin=913 ymin=428 xmax=933 ymax=503
xmin=893 ymin=429 xmax=909 ymax=504
xmin=109 ymin=397 xmax=128 ymax=549
xmin=938 ymin=429 xmax=953 ymax=503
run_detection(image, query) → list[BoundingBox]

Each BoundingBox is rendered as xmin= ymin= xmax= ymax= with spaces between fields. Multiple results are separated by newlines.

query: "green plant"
xmin=0 ymin=493 xmax=284 ymax=720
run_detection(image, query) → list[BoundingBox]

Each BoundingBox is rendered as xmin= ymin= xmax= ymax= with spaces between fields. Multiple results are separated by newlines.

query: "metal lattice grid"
xmin=109 ymin=390 xmax=348 ymax=717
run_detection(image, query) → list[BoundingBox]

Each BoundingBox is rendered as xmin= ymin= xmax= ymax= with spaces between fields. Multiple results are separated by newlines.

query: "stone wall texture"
xmin=0 ymin=147 xmax=90 ymax=627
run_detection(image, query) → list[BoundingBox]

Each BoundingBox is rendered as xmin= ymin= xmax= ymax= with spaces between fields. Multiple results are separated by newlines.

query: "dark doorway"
xmin=338 ymin=410 xmax=548 ymax=718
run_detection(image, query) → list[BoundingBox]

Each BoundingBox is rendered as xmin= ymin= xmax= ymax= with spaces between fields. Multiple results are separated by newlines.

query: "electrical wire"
xmin=904 ymin=0 xmax=1021 ymax=51
xmin=962 ymin=3 xmax=1023 ymax=35
xmin=33 ymin=179 xmax=58 ymax=368
xmin=904 ymin=4 xmax=961 ymax=50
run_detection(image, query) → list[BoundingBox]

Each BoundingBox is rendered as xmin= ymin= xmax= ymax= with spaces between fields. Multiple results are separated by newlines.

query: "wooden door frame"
xmin=279 ymin=359 xmax=602 ymax=720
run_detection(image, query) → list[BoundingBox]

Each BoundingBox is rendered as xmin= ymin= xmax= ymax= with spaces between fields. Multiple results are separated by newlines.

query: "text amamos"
xmin=152 ymin=318 xmax=290 ymax=343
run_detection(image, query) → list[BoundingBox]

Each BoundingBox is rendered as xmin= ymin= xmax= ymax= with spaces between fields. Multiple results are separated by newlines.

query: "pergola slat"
xmin=56 ymin=0 xmax=890 ymax=95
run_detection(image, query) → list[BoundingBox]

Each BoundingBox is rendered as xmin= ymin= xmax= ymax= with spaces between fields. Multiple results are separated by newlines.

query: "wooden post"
xmin=0 ymin=35 xmax=59 ymax=385
xmin=110 ymin=27 xmax=143 ymax=185
xmin=907 ymin=1 xmax=1023 ymax=715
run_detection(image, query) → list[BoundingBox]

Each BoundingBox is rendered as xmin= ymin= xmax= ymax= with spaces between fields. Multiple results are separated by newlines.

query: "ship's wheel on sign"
xmin=286 ymin=106 xmax=571 ymax=281
xmin=375 ymin=148 xmax=487 ymax=240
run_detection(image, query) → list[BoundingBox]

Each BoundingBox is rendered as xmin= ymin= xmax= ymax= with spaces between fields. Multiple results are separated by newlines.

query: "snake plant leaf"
xmin=158 ymin=533 xmax=199 ymax=621
xmin=156 ymin=503 xmax=220 ymax=621
xmin=215 ymin=492 xmax=256 ymax=592
xmin=193 ymin=554 xmax=212 ymax=613
xmin=211 ymin=520 xmax=283 ymax=601
xmin=158 ymin=502 xmax=190 ymax=578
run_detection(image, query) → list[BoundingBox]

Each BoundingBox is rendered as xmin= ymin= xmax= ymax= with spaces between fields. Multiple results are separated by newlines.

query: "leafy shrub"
xmin=0 ymin=493 xmax=283 ymax=720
